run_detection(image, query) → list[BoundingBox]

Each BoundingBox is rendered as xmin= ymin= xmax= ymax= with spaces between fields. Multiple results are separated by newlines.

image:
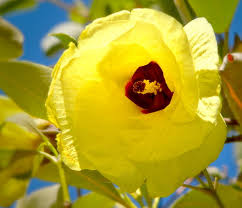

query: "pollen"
xmin=133 ymin=80 xmax=162 ymax=95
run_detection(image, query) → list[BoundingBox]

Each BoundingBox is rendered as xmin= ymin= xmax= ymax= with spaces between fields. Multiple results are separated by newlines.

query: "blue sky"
xmin=1 ymin=0 xmax=242 ymax=206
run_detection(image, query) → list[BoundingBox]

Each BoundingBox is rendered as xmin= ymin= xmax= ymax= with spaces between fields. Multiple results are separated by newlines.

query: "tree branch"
xmin=225 ymin=135 xmax=242 ymax=143
xmin=224 ymin=118 xmax=239 ymax=126
xmin=38 ymin=0 xmax=72 ymax=11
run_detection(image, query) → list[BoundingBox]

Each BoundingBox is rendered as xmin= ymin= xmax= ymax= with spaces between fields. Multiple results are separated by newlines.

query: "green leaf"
xmin=16 ymin=185 xmax=61 ymax=208
xmin=41 ymin=22 xmax=83 ymax=56
xmin=7 ymin=113 xmax=40 ymax=134
xmin=156 ymin=0 xmax=182 ymax=22
xmin=37 ymin=163 xmax=129 ymax=206
xmin=69 ymin=2 xmax=89 ymax=24
xmin=89 ymin=0 xmax=135 ymax=20
xmin=0 ymin=0 xmax=36 ymax=15
xmin=0 ymin=149 xmax=15 ymax=169
xmin=220 ymin=53 xmax=242 ymax=130
xmin=51 ymin=33 xmax=78 ymax=47
xmin=0 ymin=149 xmax=36 ymax=170
xmin=0 ymin=117 xmax=41 ymax=152
xmin=188 ymin=0 xmax=239 ymax=33
xmin=89 ymin=0 xmax=182 ymax=22
xmin=0 ymin=96 xmax=22 ymax=123
xmin=172 ymin=184 xmax=242 ymax=208
xmin=73 ymin=192 xmax=115 ymax=208
xmin=0 ymin=149 xmax=35 ymax=207
xmin=0 ymin=178 xmax=29 ymax=207
xmin=0 ymin=17 xmax=23 ymax=60
xmin=0 ymin=60 xmax=52 ymax=119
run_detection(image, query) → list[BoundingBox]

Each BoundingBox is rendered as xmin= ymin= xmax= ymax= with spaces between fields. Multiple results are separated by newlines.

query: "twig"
xmin=77 ymin=188 xmax=82 ymax=197
xmin=38 ymin=0 xmax=72 ymax=11
xmin=182 ymin=184 xmax=211 ymax=195
xmin=173 ymin=0 xmax=192 ymax=24
xmin=214 ymin=177 xmax=219 ymax=190
xmin=224 ymin=118 xmax=239 ymax=125
xmin=203 ymin=169 xmax=224 ymax=208
xmin=195 ymin=176 xmax=207 ymax=188
xmin=225 ymin=135 xmax=242 ymax=143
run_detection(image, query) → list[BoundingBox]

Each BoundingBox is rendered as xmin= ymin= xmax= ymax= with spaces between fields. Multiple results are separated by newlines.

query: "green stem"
xmin=152 ymin=197 xmax=160 ymax=208
xmin=203 ymin=169 xmax=224 ymax=208
xmin=57 ymin=158 xmax=71 ymax=205
xmin=173 ymin=0 xmax=192 ymax=24
xmin=34 ymin=126 xmax=59 ymax=157
xmin=131 ymin=192 xmax=145 ymax=208
xmin=212 ymin=190 xmax=225 ymax=208
xmin=195 ymin=176 xmax=207 ymax=188
xmin=182 ymin=184 xmax=211 ymax=195
xmin=37 ymin=144 xmax=71 ymax=206
xmin=77 ymin=188 xmax=82 ymax=197
xmin=140 ymin=184 xmax=153 ymax=208
xmin=203 ymin=169 xmax=214 ymax=190
xmin=123 ymin=194 xmax=137 ymax=208
xmin=38 ymin=151 xmax=58 ymax=164
xmin=214 ymin=176 xmax=219 ymax=190
xmin=223 ymin=29 xmax=229 ymax=57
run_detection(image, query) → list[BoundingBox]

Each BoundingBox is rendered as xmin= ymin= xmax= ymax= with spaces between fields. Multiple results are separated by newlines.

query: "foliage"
xmin=172 ymin=184 xmax=242 ymax=208
xmin=0 ymin=0 xmax=241 ymax=208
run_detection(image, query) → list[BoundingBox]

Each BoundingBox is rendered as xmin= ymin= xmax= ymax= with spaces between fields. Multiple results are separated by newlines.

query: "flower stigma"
xmin=125 ymin=61 xmax=174 ymax=114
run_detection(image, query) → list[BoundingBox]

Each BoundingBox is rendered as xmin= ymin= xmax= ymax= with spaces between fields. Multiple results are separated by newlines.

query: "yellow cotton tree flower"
xmin=46 ymin=8 xmax=227 ymax=196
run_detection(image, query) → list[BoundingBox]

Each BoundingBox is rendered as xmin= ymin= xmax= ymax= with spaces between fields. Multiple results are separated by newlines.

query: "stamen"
xmin=125 ymin=61 xmax=173 ymax=114
xmin=133 ymin=80 xmax=162 ymax=95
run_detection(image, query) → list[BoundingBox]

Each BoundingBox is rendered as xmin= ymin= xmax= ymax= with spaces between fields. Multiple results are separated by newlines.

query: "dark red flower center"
xmin=125 ymin=61 xmax=173 ymax=114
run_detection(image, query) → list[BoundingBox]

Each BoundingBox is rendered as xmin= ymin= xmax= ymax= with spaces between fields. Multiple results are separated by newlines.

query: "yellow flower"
xmin=46 ymin=8 xmax=226 ymax=196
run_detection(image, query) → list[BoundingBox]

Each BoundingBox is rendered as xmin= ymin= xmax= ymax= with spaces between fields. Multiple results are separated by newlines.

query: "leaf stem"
xmin=140 ymin=184 xmax=153 ymax=208
xmin=214 ymin=176 xmax=219 ymax=190
xmin=152 ymin=197 xmax=160 ymax=208
xmin=203 ymin=169 xmax=224 ymax=208
xmin=173 ymin=0 xmax=192 ymax=24
xmin=37 ymin=133 xmax=71 ymax=206
xmin=203 ymin=169 xmax=214 ymax=190
xmin=77 ymin=188 xmax=82 ymax=197
xmin=122 ymin=194 xmax=137 ymax=208
xmin=38 ymin=150 xmax=57 ymax=164
xmin=195 ymin=176 xmax=207 ymax=188
xmin=182 ymin=184 xmax=211 ymax=195
xmin=57 ymin=157 xmax=71 ymax=205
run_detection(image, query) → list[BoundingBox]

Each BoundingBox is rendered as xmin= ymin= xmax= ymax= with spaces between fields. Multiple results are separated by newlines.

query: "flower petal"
xmin=184 ymin=18 xmax=219 ymax=72
xmin=130 ymin=8 xmax=198 ymax=119
xmin=144 ymin=114 xmax=226 ymax=196
xmin=79 ymin=10 xmax=133 ymax=50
